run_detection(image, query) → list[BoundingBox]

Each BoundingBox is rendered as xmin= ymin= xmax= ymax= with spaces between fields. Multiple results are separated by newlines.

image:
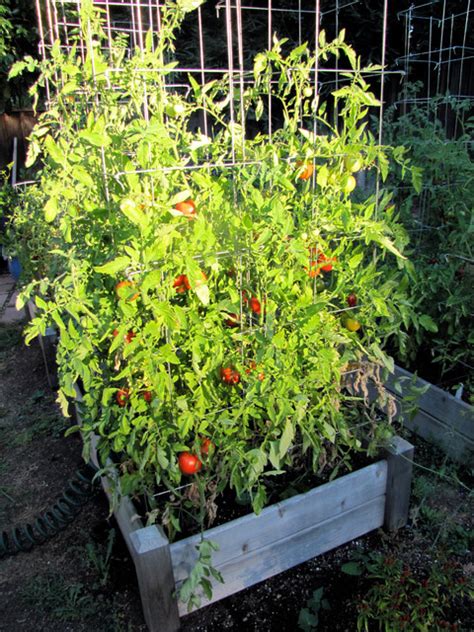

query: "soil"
xmin=0 ymin=307 xmax=473 ymax=631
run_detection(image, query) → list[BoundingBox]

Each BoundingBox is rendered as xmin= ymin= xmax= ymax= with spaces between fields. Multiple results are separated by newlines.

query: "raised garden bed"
xmin=350 ymin=364 xmax=474 ymax=465
xmin=74 ymin=394 xmax=414 ymax=632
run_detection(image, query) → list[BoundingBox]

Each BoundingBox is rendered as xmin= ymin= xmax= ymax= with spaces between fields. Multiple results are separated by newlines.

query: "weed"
xmin=13 ymin=412 xmax=68 ymax=445
xmin=298 ymin=587 xmax=330 ymax=631
xmin=0 ymin=325 xmax=22 ymax=352
xmin=21 ymin=574 xmax=100 ymax=622
xmin=178 ymin=539 xmax=224 ymax=611
xmin=342 ymin=551 xmax=471 ymax=631
xmin=85 ymin=528 xmax=116 ymax=588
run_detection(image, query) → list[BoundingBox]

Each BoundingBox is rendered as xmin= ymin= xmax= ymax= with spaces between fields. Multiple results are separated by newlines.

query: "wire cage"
xmin=390 ymin=1 xmax=473 ymax=251
xmin=396 ymin=0 xmax=473 ymax=131
xmin=35 ymin=0 xmax=398 ymax=135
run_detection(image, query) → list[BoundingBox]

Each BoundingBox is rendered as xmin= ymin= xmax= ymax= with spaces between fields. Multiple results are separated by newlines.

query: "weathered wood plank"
xmin=383 ymin=436 xmax=414 ymax=530
xmin=388 ymin=366 xmax=473 ymax=440
xmin=130 ymin=527 xmax=180 ymax=632
xmin=176 ymin=496 xmax=385 ymax=615
xmin=402 ymin=408 xmax=474 ymax=463
xmin=347 ymin=366 xmax=473 ymax=463
xmin=171 ymin=460 xmax=387 ymax=583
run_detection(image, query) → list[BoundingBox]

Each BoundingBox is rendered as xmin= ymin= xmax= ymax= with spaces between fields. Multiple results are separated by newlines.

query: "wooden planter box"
xmin=75 ymin=390 xmax=413 ymax=632
xmin=349 ymin=364 xmax=474 ymax=464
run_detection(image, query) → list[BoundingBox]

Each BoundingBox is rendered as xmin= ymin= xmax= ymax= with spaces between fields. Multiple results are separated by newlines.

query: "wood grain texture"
xmin=347 ymin=364 xmax=473 ymax=463
xmin=171 ymin=460 xmax=387 ymax=583
xmin=130 ymin=527 xmax=180 ymax=632
xmin=176 ymin=496 xmax=385 ymax=615
xmin=388 ymin=366 xmax=473 ymax=439
xmin=383 ymin=436 xmax=414 ymax=531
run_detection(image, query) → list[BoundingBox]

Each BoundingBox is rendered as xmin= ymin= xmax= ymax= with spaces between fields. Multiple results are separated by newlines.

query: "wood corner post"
xmin=129 ymin=525 xmax=180 ymax=632
xmin=383 ymin=435 xmax=414 ymax=531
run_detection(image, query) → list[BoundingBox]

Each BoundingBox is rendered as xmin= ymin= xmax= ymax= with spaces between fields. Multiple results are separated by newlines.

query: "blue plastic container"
xmin=8 ymin=256 xmax=21 ymax=281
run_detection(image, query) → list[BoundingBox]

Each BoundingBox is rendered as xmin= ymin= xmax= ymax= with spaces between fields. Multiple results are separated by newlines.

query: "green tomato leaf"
xmin=419 ymin=314 xmax=438 ymax=333
xmin=317 ymin=164 xmax=329 ymax=188
xmin=44 ymin=198 xmax=59 ymax=223
xmin=94 ymin=256 xmax=131 ymax=275
xmin=176 ymin=0 xmax=205 ymax=13
xmin=195 ymin=284 xmax=210 ymax=305
xmin=341 ymin=561 xmax=363 ymax=576
xmin=44 ymin=135 xmax=66 ymax=166
xmin=279 ymin=418 xmax=295 ymax=458
xmin=120 ymin=198 xmax=149 ymax=228
xmin=78 ymin=129 xmax=111 ymax=147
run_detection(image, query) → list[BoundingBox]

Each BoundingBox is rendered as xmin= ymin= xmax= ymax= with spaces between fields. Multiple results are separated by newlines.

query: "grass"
xmin=0 ymin=324 xmax=22 ymax=353
xmin=12 ymin=411 xmax=68 ymax=446
xmin=21 ymin=574 xmax=100 ymax=622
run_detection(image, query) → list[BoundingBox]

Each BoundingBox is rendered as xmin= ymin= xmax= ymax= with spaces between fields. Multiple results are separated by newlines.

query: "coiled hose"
xmin=0 ymin=463 xmax=98 ymax=558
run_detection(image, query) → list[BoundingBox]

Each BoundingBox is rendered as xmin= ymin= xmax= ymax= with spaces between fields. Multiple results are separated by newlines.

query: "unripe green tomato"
xmin=343 ymin=175 xmax=357 ymax=194
xmin=344 ymin=156 xmax=362 ymax=173
xmin=303 ymin=86 xmax=313 ymax=97
xmin=165 ymin=102 xmax=185 ymax=118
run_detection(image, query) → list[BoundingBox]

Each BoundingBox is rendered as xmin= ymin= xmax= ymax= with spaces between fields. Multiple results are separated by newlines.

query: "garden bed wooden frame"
xmin=74 ymin=390 xmax=413 ymax=632
xmin=359 ymin=365 xmax=473 ymax=465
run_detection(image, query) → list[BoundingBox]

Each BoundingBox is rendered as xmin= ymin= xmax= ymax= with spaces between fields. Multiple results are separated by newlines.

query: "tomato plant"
xmin=14 ymin=1 xmax=422 ymax=567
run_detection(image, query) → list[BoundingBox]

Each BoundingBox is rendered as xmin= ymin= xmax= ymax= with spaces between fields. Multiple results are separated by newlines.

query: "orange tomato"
xmin=297 ymin=162 xmax=314 ymax=181
xmin=173 ymin=274 xmax=191 ymax=293
xmin=115 ymin=280 xmax=139 ymax=301
xmin=175 ymin=199 xmax=196 ymax=219
xmin=201 ymin=438 xmax=215 ymax=456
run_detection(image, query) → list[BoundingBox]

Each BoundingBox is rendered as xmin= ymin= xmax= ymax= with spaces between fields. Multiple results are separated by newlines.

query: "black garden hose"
xmin=0 ymin=463 xmax=98 ymax=558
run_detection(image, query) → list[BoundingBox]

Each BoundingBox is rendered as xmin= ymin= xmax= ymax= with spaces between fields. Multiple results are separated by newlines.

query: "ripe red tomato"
xmin=116 ymin=388 xmax=130 ymax=407
xmin=178 ymin=452 xmax=202 ymax=475
xmin=220 ymin=367 xmax=240 ymax=385
xmin=124 ymin=330 xmax=136 ymax=343
xmin=249 ymin=297 xmax=261 ymax=315
xmin=346 ymin=293 xmax=357 ymax=307
xmin=175 ymin=199 xmax=196 ymax=219
xmin=242 ymin=291 xmax=262 ymax=315
xmin=173 ymin=274 xmax=191 ymax=293
xmin=115 ymin=280 xmax=139 ymax=301
xmin=317 ymin=253 xmax=336 ymax=272
xmin=143 ymin=390 xmax=153 ymax=402
xmin=112 ymin=329 xmax=136 ymax=343
xmin=245 ymin=360 xmax=265 ymax=381
xmin=201 ymin=438 xmax=215 ymax=455
xmin=307 ymin=248 xmax=335 ymax=276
